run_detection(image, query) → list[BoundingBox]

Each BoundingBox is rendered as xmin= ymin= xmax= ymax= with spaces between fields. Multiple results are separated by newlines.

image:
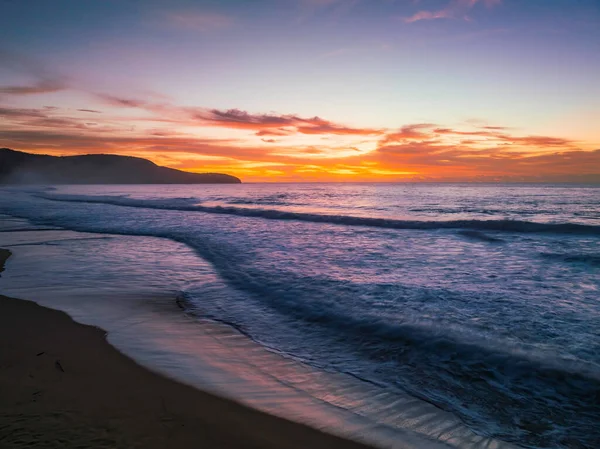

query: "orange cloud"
xmin=256 ymin=129 xmax=293 ymax=137
xmin=1 ymin=104 xmax=597 ymax=183
xmin=381 ymin=124 xmax=437 ymax=143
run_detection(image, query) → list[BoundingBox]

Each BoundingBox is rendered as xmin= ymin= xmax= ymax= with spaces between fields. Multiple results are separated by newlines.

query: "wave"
xmin=226 ymin=193 xmax=293 ymax=206
xmin=457 ymin=230 xmax=505 ymax=243
xmin=5 ymin=191 xmax=600 ymax=448
xmin=541 ymin=252 xmax=600 ymax=267
xmin=180 ymin=267 xmax=600 ymax=379
xmin=179 ymin=281 xmax=600 ymax=448
xmin=37 ymin=193 xmax=600 ymax=235
xmin=178 ymin=265 xmax=600 ymax=449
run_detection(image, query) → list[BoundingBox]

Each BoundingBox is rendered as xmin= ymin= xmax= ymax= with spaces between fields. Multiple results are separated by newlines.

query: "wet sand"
xmin=0 ymin=248 xmax=372 ymax=449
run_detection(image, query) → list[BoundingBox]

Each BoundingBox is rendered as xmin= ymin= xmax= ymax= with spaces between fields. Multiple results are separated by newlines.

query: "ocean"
xmin=0 ymin=183 xmax=598 ymax=449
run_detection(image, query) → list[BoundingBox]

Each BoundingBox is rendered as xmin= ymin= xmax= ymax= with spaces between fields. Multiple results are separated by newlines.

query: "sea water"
xmin=0 ymin=183 xmax=598 ymax=449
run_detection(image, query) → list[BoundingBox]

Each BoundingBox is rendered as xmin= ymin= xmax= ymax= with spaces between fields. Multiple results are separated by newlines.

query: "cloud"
xmin=404 ymin=10 xmax=454 ymax=22
xmin=256 ymin=129 xmax=293 ymax=137
xmin=0 ymin=107 xmax=47 ymax=119
xmin=94 ymin=95 xmax=385 ymax=137
xmin=0 ymin=48 xmax=67 ymax=96
xmin=167 ymin=11 xmax=234 ymax=31
xmin=300 ymin=0 xmax=340 ymax=6
xmin=96 ymin=94 xmax=150 ymax=108
xmin=297 ymin=0 xmax=352 ymax=13
xmin=0 ymin=129 xmax=255 ymax=156
xmin=296 ymin=123 xmax=382 ymax=136
xmin=198 ymin=108 xmax=383 ymax=135
xmin=404 ymin=0 xmax=501 ymax=23
xmin=203 ymin=108 xmax=301 ymax=128
xmin=430 ymin=126 xmax=576 ymax=147
xmin=296 ymin=0 xmax=363 ymax=21
xmin=508 ymin=135 xmax=575 ymax=147
xmin=0 ymin=105 xmax=131 ymax=134
xmin=3 ymin=114 xmax=596 ymax=182
xmin=381 ymin=123 xmax=437 ymax=143
xmin=0 ymin=79 xmax=66 ymax=95
xmin=2 ymin=120 xmax=597 ymax=182
xmin=77 ymin=109 xmax=102 ymax=113
xmin=370 ymin=140 xmax=600 ymax=182
xmin=1 ymin=96 xmax=594 ymax=182
xmin=481 ymin=125 xmax=507 ymax=130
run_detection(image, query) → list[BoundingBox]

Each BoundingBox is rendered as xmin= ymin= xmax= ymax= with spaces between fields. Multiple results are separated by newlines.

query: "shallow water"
xmin=0 ymin=183 xmax=599 ymax=448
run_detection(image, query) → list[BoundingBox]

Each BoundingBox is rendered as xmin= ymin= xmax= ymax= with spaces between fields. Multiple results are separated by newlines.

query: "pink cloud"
xmin=94 ymin=95 xmax=385 ymax=137
xmin=404 ymin=0 xmax=501 ymax=23
xmin=404 ymin=10 xmax=453 ymax=23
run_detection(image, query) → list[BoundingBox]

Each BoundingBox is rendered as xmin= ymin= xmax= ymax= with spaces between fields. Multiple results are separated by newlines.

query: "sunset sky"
xmin=1 ymin=0 xmax=599 ymax=182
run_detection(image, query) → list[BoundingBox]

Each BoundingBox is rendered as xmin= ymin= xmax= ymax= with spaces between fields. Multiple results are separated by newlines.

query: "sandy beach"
xmin=0 ymin=248 xmax=371 ymax=449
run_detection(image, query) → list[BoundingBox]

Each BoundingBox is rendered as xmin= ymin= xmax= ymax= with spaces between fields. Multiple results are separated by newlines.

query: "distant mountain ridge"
xmin=0 ymin=148 xmax=241 ymax=184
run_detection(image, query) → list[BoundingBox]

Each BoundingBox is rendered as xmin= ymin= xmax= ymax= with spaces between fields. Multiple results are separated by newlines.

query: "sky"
xmin=1 ymin=0 xmax=599 ymax=182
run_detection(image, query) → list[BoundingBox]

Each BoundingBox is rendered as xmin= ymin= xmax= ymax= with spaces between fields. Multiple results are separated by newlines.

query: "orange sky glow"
xmin=1 ymin=100 xmax=598 ymax=182
xmin=1 ymin=0 xmax=599 ymax=182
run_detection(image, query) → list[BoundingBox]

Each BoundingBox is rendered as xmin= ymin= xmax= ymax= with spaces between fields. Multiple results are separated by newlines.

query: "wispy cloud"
xmin=95 ymin=94 xmax=385 ymax=137
xmin=0 ymin=79 xmax=66 ymax=95
xmin=96 ymin=94 xmax=150 ymax=108
xmin=381 ymin=123 xmax=437 ymax=143
xmin=296 ymin=0 xmax=362 ymax=21
xmin=166 ymin=11 xmax=234 ymax=31
xmin=0 ymin=48 xmax=67 ymax=96
xmin=431 ymin=126 xmax=576 ymax=147
xmin=0 ymin=105 xmax=131 ymax=134
xmin=0 ymin=107 xmax=47 ymax=119
xmin=300 ymin=0 xmax=341 ymax=7
xmin=195 ymin=107 xmax=384 ymax=136
xmin=404 ymin=0 xmax=502 ymax=23
xmin=404 ymin=9 xmax=454 ymax=23
xmin=297 ymin=0 xmax=356 ymax=14
xmin=256 ymin=129 xmax=293 ymax=137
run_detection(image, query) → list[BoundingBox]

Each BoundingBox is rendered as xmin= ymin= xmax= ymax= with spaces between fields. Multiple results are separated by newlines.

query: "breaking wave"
xmin=37 ymin=193 xmax=600 ymax=235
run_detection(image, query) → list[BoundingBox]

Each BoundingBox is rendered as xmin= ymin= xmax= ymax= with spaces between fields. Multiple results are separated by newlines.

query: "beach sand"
xmin=0 ymin=249 xmax=372 ymax=449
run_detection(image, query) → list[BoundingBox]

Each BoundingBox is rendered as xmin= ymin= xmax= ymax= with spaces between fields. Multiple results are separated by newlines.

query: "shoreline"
xmin=0 ymin=220 xmax=523 ymax=449
xmin=0 ymin=248 xmax=373 ymax=449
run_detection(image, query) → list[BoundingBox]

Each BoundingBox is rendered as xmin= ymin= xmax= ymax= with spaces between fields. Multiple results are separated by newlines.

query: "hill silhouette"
xmin=0 ymin=149 xmax=241 ymax=184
